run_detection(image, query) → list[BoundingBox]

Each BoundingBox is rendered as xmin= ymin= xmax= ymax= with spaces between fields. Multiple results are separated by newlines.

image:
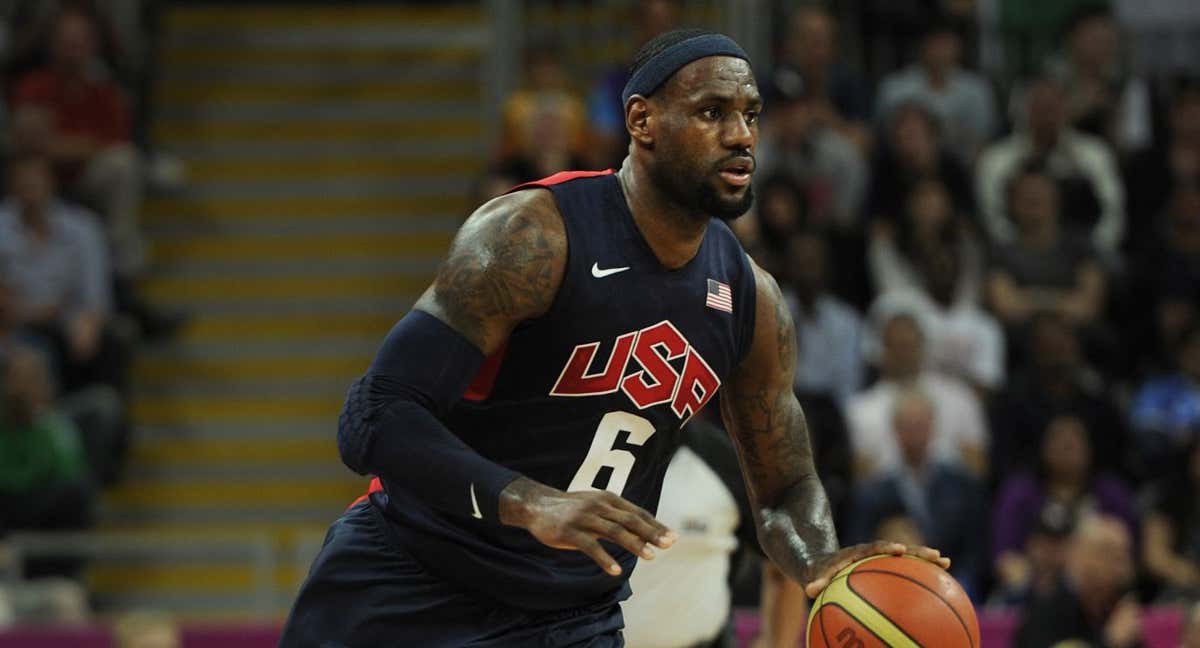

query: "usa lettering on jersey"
xmin=549 ymin=320 xmax=720 ymax=423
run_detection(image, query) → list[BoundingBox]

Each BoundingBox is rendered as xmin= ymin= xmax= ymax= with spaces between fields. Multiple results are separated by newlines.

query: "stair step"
xmin=143 ymin=194 xmax=470 ymax=221
xmin=183 ymin=154 xmax=477 ymax=182
xmin=150 ymin=231 xmax=450 ymax=261
xmin=164 ymin=43 xmax=479 ymax=68
xmin=165 ymin=5 xmax=482 ymax=30
xmin=155 ymin=104 xmax=483 ymax=132
xmin=132 ymin=437 xmax=337 ymax=466
xmin=132 ymin=392 xmax=345 ymax=425
xmin=156 ymin=79 xmax=478 ymax=106
xmin=105 ymin=476 xmax=362 ymax=508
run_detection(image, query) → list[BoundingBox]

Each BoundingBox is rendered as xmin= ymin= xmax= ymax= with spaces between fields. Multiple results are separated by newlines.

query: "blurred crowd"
xmin=0 ymin=0 xmax=177 ymax=628
xmin=484 ymin=0 xmax=1200 ymax=644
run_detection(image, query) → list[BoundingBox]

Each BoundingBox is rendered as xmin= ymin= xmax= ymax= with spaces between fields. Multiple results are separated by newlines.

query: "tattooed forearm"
xmin=416 ymin=191 xmax=566 ymax=353
xmin=722 ymin=264 xmax=838 ymax=583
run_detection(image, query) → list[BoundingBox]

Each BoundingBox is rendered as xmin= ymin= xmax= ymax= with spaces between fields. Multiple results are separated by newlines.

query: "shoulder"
xmin=459 ymin=187 xmax=566 ymax=250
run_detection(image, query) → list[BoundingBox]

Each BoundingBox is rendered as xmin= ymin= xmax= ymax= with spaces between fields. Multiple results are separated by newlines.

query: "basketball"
xmin=806 ymin=555 xmax=980 ymax=648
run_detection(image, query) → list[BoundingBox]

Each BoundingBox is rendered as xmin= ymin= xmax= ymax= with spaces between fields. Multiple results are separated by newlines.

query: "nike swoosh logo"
xmin=470 ymin=483 xmax=483 ymax=519
xmin=591 ymin=262 xmax=630 ymax=278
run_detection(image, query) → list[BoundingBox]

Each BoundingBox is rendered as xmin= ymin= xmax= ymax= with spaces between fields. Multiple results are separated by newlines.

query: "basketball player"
xmin=280 ymin=29 xmax=948 ymax=646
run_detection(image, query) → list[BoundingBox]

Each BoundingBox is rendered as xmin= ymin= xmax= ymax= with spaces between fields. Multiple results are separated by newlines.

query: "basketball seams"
xmin=822 ymin=603 xmax=894 ymax=647
xmin=815 ymin=568 xmax=921 ymax=648
xmin=849 ymin=569 xmax=974 ymax=648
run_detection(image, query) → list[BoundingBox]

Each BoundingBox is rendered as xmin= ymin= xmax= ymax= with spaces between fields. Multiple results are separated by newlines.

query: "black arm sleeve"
xmin=337 ymin=309 xmax=520 ymax=521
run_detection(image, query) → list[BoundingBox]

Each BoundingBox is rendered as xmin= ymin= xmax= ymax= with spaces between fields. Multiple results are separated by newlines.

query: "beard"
xmin=648 ymin=155 xmax=755 ymax=222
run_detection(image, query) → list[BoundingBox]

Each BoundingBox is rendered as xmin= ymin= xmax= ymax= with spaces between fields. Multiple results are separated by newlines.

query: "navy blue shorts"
xmin=279 ymin=501 xmax=625 ymax=647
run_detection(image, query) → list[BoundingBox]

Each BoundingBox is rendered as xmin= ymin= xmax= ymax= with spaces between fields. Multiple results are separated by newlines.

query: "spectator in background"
xmin=780 ymin=230 xmax=863 ymax=404
xmin=757 ymin=83 xmax=867 ymax=232
xmin=866 ymin=101 xmax=975 ymax=229
xmin=1140 ymin=437 xmax=1200 ymax=602
xmin=585 ymin=0 xmax=678 ymax=170
xmin=497 ymin=37 xmax=587 ymax=183
xmin=988 ymin=503 xmax=1073 ymax=608
xmin=992 ymin=416 xmax=1137 ymax=593
xmin=0 ymin=152 xmax=122 ymax=392
xmin=869 ymin=173 xmax=984 ymax=304
xmin=990 ymin=311 xmax=1130 ymax=480
xmin=846 ymin=311 xmax=988 ymax=479
xmin=875 ymin=21 xmax=997 ymax=164
xmin=1130 ymin=324 xmax=1200 ymax=476
xmin=768 ymin=6 xmax=871 ymax=152
xmin=847 ymin=389 xmax=985 ymax=598
xmin=868 ymin=259 xmax=1005 ymax=395
xmin=1126 ymin=183 xmax=1200 ymax=372
xmin=976 ymin=76 xmax=1125 ymax=254
xmin=10 ymin=5 xmax=144 ymax=280
xmin=0 ymin=346 xmax=95 ymax=573
xmin=986 ymin=166 xmax=1107 ymax=330
xmin=1046 ymin=5 xmax=1154 ymax=155
xmin=1125 ymin=80 xmax=1200 ymax=251
xmin=1015 ymin=514 xmax=1143 ymax=648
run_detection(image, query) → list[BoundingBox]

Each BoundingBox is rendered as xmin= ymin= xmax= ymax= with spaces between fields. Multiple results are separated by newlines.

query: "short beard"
xmin=649 ymin=162 xmax=755 ymax=223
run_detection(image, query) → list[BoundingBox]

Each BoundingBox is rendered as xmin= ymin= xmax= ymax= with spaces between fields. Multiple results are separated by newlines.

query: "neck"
xmin=925 ymin=66 xmax=950 ymax=89
xmin=1047 ymin=476 xmax=1084 ymax=499
xmin=19 ymin=206 xmax=48 ymax=235
xmin=617 ymin=159 xmax=709 ymax=270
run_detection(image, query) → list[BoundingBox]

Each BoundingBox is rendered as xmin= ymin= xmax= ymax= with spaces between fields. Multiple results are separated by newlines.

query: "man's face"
xmin=921 ymin=32 xmax=960 ymax=74
xmin=647 ymin=56 xmax=760 ymax=222
xmin=53 ymin=12 xmax=97 ymax=70
xmin=1027 ymin=81 xmax=1067 ymax=141
xmin=786 ymin=233 xmax=826 ymax=294
xmin=1069 ymin=17 xmax=1119 ymax=70
xmin=1010 ymin=172 xmax=1059 ymax=233
xmin=9 ymin=161 xmax=53 ymax=214
xmin=881 ymin=315 xmax=924 ymax=379
xmin=791 ymin=10 xmax=835 ymax=70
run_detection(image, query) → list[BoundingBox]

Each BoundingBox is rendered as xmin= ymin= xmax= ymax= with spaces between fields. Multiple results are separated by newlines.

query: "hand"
xmin=802 ymin=541 xmax=950 ymax=598
xmin=1103 ymin=595 xmax=1141 ymax=648
xmin=499 ymin=477 xmax=676 ymax=576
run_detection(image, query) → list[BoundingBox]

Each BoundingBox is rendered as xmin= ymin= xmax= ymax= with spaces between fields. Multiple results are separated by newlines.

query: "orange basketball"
xmin=806 ymin=555 xmax=980 ymax=648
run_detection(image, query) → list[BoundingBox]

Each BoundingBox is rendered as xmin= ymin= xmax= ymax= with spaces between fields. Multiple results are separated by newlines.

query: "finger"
xmin=584 ymin=516 xmax=656 ymax=560
xmin=604 ymin=496 xmax=676 ymax=547
xmin=606 ymin=507 xmax=673 ymax=551
xmin=573 ymin=534 xmax=622 ymax=576
xmin=804 ymin=542 xmax=903 ymax=598
xmin=906 ymin=545 xmax=951 ymax=569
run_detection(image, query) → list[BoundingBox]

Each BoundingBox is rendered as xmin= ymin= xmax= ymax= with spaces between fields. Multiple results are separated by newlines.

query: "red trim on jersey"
xmin=508 ymin=169 xmax=614 ymax=192
xmin=348 ymin=476 xmax=384 ymax=510
xmin=463 ymin=341 xmax=507 ymax=402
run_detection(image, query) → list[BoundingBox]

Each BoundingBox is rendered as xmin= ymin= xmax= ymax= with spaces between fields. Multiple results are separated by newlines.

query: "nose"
xmin=722 ymin=111 xmax=755 ymax=150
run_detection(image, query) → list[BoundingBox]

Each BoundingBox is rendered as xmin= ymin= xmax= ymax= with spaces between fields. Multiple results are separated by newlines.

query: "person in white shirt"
xmin=781 ymin=231 xmax=864 ymax=403
xmin=975 ymin=75 xmax=1125 ymax=255
xmin=621 ymin=418 xmax=807 ymax=648
xmin=846 ymin=310 xmax=988 ymax=479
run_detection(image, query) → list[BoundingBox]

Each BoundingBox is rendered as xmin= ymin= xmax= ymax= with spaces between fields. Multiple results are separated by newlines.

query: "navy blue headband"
xmin=621 ymin=33 xmax=750 ymax=107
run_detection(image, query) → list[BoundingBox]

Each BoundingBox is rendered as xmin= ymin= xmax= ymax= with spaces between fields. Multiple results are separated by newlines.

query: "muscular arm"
xmin=720 ymin=264 xmax=839 ymax=583
xmin=721 ymin=264 xmax=947 ymax=596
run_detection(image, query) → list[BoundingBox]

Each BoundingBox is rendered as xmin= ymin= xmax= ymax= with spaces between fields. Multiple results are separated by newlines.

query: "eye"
xmin=701 ymin=107 xmax=721 ymax=121
xmin=745 ymin=110 xmax=759 ymax=125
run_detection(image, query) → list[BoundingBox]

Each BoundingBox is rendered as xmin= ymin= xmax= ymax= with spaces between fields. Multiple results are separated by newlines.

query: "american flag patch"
xmin=705 ymin=279 xmax=733 ymax=313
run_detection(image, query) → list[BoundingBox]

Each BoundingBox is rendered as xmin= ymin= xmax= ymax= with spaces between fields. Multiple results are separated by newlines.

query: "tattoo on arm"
xmin=416 ymin=191 xmax=566 ymax=353
xmin=721 ymin=265 xmax=838 ymax=582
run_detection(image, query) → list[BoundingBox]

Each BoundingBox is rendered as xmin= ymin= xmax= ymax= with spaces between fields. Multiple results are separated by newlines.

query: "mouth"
xmin=718 ymin=158 xmax=754 ymax=187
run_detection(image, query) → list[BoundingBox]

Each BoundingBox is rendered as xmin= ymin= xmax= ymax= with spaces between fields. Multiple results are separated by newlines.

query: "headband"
xmin=621 ymin=33 xmax=750 ymax=107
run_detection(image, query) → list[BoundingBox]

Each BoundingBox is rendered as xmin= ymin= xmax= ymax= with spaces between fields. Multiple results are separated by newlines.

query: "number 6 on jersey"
xmin=567 ymin=411 xmax=655 ymax=495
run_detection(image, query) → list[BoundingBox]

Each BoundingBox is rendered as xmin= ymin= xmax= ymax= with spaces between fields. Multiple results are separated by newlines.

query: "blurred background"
xmin=0 ymin=0 xmax=1199 ymax=646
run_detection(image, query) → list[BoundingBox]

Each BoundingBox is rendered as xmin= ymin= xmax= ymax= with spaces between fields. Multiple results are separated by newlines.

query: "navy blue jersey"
xmin=371 ymin=170 xmax=758 ymax=611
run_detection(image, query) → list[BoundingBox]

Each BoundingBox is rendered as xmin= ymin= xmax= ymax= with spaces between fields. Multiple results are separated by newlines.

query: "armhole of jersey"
xmin=735 ymin=249 xmax=759 ymax=366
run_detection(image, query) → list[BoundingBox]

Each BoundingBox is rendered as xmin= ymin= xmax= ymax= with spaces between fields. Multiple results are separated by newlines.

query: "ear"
xmin=626 ymin=96 xmax=654 ymax=147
